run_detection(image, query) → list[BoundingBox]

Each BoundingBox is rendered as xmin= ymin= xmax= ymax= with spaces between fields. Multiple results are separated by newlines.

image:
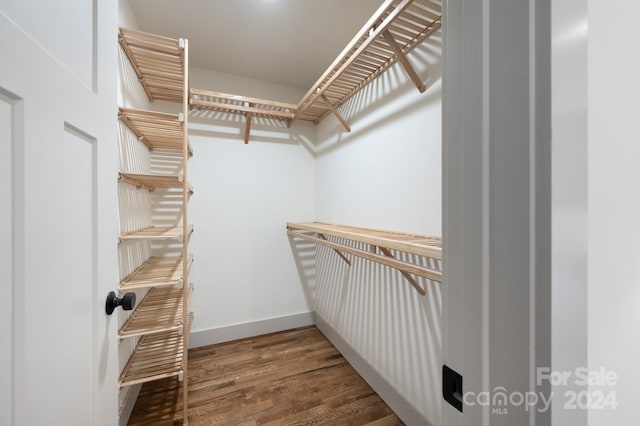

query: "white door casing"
xmin=0 ymin=88 xmax=18 ymax=426
xmin=0 ymin=1 xmax=119 ymax=425
xmin=442 ymin=0 xmax=552 ymax=425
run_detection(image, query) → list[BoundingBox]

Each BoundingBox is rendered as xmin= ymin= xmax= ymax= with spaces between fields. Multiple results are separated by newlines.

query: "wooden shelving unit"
xmin=118 ymin=313 xmax=193 ymax=388
xmin=190 ymin=88 xmax=297 ymax=144
xmin=118 ymin=26 xmax=193 ymax=425
xmin=118 ymin=27 xmax=186 ymax=102
xmin=186 ymin=0 xmax=442 ymax=140
xmin=119 ymin=255 xmax=193 ymax=291
xmin=291 ymin=0 xmax=441 ymax=127
xmin=119 ymin=107 xmax=192 ymax=156
xmin=118 ymin=225 xmax=193 ymax=242
xmin=287 ymin=222 xmax=441 ymax=295
xmin=119 ymin=172 xmax=193 ymax=194
xmin=119 ymin=284 xmax=193 ymax=339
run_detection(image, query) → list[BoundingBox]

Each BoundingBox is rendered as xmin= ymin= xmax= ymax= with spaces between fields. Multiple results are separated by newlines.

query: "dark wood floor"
xmin=128 ymin=326 xmax=403 ymax=425
xmin=129 ymin=327 xmax=403 ymax=426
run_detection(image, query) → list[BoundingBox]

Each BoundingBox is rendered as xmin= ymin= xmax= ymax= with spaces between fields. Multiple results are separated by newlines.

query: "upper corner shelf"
xmin=119 ymin=27 xmax=186 ymax=103
xmin=291 ymin=0 xmax=441 ymax=125
xmin=190 ymin=89 xmax=297 ymax=144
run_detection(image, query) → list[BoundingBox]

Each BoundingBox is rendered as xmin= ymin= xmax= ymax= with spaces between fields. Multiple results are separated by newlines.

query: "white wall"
xmin=588 ymin=1 xmax=640 ymax=425
xmin=315 ymin=35 xmax=442 ymax=235
xmin=313 ymin=31 xmax=442 ymax=424
xmin=187 ymin=67 xmax=317 ymax=342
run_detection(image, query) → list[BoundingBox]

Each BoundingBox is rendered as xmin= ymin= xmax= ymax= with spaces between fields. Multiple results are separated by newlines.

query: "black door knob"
xmin=105 ymin=291 xmax=136 ymax=315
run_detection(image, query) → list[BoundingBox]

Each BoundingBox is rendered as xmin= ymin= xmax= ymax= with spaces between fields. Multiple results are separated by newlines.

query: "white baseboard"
xmin=314 ymin=313 xmax=435 ymax=426
xmin=189 ymin=311 xmax=315 ymax=348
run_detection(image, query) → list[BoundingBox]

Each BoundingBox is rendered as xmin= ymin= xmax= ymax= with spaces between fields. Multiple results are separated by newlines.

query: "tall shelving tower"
xmin=117 ymin=27 xmax=193 ymax=424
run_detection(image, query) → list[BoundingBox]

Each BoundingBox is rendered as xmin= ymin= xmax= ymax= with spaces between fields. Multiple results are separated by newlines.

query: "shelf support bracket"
xmin=320 ymin=94 xmax=351 ymax=132
xmin=287 ymin=229 xmax=440 ymax=286
xmin=244 ymin=102 xmax=253 ymax=144
xmin=118 ymin=175 xmax=154 ymax=192
xmin=382 ymin=30 xmax=426 ymax=93
xmin=379 ymin=247 xmax=425 ymax=295
xmin=318 ymin=233 xmax=351 ymax=266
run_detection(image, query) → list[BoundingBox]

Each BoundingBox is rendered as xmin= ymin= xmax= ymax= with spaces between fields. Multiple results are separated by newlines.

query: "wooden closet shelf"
xmin=120 ymin=255 xmax=193 ymax=290
xmin=287 ymin=222 xmax=442 ymax=294
xmin=119 ymin=284 xmax=194 ymax=339
xmin=188 ymin=0 xmax=441 ymax=137
xmin=293 ymin=0 xmax=442 ymax=125
xmin=119 ymin=172 xmax=193 ymax=194
xmin=190 ymin=88 xmax=298 ymax=143
xmin=119 ymin=225 xmax=193 ymax=242
xmin=190 ymin=88 xmax=296 ymax=120
xmin=118 ymin=312 xmax=193 ymax=388
xmin=119 ymin=107 xmax=192 ymax=156
xmin=288 ymin=222 xmax=441 ymax=258
xmin=119 ymin=27 xmax=186 ymax=102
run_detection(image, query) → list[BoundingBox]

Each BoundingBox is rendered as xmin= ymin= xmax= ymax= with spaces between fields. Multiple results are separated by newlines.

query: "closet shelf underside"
xmin=120 ymin=255 xmax=193 ymax=290
xmin=118 ymin=312 xmax=193 ymax=388
xmin=119 ymin=172 xmax=193 ymax=194
xmin=119 ymin=225 xmax=193 ymax=242
xmin=119 ymin=27 xmax=186 ymax=103
xmin=119 ymin=284 xmax=193 ymax=339
xmin=287 ymin=222 xmax=442 ymax=294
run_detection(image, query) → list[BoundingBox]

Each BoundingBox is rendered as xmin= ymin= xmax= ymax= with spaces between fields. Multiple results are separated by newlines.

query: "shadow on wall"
xmin=288 ymin=237 xmax=317 ymax=309
xmin=188 ymin=110 xmax=316 ymax=155
xmin=316 ymin=31 xmax=443 ymax=155
xmin=288 ymin=233 xmax=443 ymax=421
xmin=118 ymin=46 xmax=149 ymax=109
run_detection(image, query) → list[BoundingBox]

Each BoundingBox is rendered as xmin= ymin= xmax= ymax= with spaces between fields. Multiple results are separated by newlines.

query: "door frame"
xmin=441 ymin=1 xmax=552 ymax=425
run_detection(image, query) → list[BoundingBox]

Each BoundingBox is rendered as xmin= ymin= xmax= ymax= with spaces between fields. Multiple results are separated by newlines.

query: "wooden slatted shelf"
xmin=118 ymin=26 xmax=193 ymax=424
xmin=292 ymin=0 xmax=442 ymax=125
xmin=287 ymin=222 xmax=442 ymax=295
xmin=119 ymin=284 xmax=194 ymax=339
xmin=118 ymin=107 xmax=192 ymax=155
xmin=186 ymin=0 xmax=441 ymax=139
xmin=118 ymin=312 xmax=193 ymax=388
xmin=119 ymin=225 xmax=193 ymax=242
xmin=190 ymin=89 xmax=298 ymax=144
xmin=119 ymin=27 xmax=186 ymax=102
xmin=190 ymin=89 xmax=296 ymax=120
xmin=118 ymin=172 xmax=193 ymax=194
xmin=119 ymin=255 xmax=193 ymax=291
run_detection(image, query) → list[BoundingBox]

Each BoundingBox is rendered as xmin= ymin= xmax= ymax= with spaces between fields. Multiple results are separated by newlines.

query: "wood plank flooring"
xmin=128 ymin=326 xmax=404 ymax=425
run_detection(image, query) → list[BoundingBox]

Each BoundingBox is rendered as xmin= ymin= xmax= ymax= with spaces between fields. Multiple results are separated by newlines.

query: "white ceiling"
xmin=126 ymin=0 xmax=383 ymax=89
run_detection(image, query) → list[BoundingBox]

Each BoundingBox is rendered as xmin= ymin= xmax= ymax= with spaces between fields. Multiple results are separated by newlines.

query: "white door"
xmin=0 ymin=2 xmax=119 ymax=425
